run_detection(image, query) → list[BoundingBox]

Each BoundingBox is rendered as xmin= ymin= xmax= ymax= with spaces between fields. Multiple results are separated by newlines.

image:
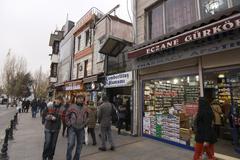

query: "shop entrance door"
xmin=203 ymin=68 xmax=240 ymax=158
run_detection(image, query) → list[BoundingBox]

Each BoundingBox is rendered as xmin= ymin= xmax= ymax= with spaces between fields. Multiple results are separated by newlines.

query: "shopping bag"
xmin=84 ymin=127 xmax=88 ymax=145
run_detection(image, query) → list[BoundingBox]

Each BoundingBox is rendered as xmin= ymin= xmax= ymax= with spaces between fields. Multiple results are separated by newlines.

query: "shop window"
xmin=232 ymin=0 xmax=240 ymax=6
xmin=200 ymin=0 xmax=228 ymax=18
xmin=165 ymin=0 xmax=197 ymax=33
xmin=147 ymin=3 xmax=164 ymax=40
xmin=143 ymin=75 xmax=200 ymax=147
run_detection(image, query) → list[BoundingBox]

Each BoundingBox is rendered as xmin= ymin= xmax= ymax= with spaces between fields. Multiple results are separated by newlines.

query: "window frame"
xmin=85 ymin=30 xmax=90 ymax=47
xmin=77 ymin=36 xmax=81 ymax=51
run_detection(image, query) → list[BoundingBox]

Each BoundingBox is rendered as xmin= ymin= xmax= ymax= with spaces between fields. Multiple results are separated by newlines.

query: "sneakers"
xmin=98 ymin=147 xmax=107 ymax=151
xmin=110 ymin=146 xmax=115 ymax=151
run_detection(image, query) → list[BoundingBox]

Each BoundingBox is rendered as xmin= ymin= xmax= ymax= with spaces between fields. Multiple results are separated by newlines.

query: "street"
xmin=8 ymin=113 xmax=194 ymax=160
xmin=0 ymin=105 xmax=16 ymax=142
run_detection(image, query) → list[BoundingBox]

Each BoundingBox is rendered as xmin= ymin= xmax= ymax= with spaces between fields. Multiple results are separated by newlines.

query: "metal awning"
xmin=83 ymin=75 xmax=98 ymax=84
xmin=99 ymin=35 xmax=132 ymax=57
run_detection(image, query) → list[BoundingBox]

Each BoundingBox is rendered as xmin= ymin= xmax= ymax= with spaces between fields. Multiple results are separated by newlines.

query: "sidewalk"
xmin=8 ymin=113 xmax=195 ymax=160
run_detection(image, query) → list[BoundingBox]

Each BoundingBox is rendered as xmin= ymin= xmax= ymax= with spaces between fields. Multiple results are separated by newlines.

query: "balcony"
xmin=49 ymin=31 xmax=64 ymax=46
xmin=51 ymin=54 xmax=59 ymax=63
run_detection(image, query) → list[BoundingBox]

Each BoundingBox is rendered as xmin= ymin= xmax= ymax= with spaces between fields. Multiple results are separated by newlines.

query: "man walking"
xmin=98 ymin=95 xmax=115 ymax=151
xmin=42 ymin=96 xmax=63 ymax=160
xmin=65 ymin=95 xmax=88 ymax=160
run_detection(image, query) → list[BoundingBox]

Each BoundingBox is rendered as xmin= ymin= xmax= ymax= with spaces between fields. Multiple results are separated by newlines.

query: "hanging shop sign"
xmin=128 ymin=13 xmax=240 ymax=59
xmin=65 ymin=81 xmax=83 ymax=91
xmin=134 ymin=29 xmax=240 ymax=70
xmin=105 ymin=71 xmax=133 ymax=88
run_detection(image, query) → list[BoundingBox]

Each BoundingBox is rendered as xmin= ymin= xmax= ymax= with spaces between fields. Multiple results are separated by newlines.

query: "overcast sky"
xmin=0 ymin=0 xmax=132 ymax=73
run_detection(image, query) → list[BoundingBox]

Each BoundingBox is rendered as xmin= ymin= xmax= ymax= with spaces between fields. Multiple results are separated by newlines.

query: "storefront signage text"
xmin=128 ymin=14 xmax=240 ymax=59
xmin=105 ymin=71 xmax=133 ymax=88
xmin=65 ymin=82 xmax=82 ymax=91
xmin=134 ymin=29 xmax=240 ymax=70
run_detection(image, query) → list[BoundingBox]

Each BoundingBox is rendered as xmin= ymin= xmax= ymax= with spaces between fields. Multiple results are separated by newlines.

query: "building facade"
xmin=130 ymin=0 xmax=240 ymax=158
xmin=48 ymin=30 xmax=64 ymax=97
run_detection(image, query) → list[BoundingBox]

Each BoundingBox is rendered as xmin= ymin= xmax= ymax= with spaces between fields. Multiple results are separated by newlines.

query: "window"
xmin=77 ymin=63 xmax=80 ymax=78
xmin=165 ymin=0 xmax=197 ymax=33
xmin=85 ymin=30 xmax=90 ymax=47
xmin=77 ymin=36 xmax=81 ymax=51
xmin=84 ymin=60 xmax=88 ymax=77
xmin=148 ymin=3 xmax=164 ymax=40
xmin=232 ymin=0 xmax=240 ymax=6
xmin=200 ymin=0 xmax=228 ymax=18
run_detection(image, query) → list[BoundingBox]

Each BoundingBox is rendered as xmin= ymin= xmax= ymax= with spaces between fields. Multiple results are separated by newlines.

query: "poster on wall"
xmin=105 ymin=71 xmax=133 ymax=88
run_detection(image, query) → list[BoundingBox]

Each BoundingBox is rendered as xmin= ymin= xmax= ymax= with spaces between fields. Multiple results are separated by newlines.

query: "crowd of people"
xmin=40 ymin=95 xmax=118 ymax=160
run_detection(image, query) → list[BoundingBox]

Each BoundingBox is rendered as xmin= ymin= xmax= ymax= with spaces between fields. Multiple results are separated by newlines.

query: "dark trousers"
xmin=118 ymin=118 xmax=127 ymax=134
xmin=42 ymin=130 xmax=59 ymax=160
xmin=62 ymin=123 xmax=69 ymax=137
xmin=100 ymin=126 xmax=114 ymax=148
xmin=231 ymin=127 xmax=239 ymax=145
xmin=66 ymin=127 xmax=84 ymax=160
xmin=214 ymin=125 xmax=221 ymax=138
xmin=88 ymin=128 xmax=96 ymax=144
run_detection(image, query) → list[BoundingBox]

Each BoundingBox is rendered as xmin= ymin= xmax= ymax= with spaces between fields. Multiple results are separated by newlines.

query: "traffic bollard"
xmin=0 ymin=128 xmax=9 ymax=160
xmin=8 ymin=121 xmax=14 ymax=140
xmin=15 ymin=113 xmax=18 ymax=125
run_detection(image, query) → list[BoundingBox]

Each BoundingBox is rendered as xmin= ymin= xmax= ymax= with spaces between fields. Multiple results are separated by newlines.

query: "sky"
xmin=0 ymin=0 xmax=133 ymax=73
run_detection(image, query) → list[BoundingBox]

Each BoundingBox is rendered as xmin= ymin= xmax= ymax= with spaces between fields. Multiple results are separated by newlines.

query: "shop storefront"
xmin=83 ymin=75 xmax=105 ymax=107
xmin=129 ymin=13 xmax=240 ymax=158
xmin=64 ymin=80 xmax=85 ymax=101
xmin=105 ymin=71 xmax=133 ymax=132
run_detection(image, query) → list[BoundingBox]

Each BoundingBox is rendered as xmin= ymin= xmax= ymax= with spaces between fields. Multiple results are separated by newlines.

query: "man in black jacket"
xmin=42 ymin=96 xmax=64 ymax=160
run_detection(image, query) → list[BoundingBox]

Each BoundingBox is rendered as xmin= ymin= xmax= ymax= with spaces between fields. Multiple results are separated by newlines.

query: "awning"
xmin=99 ymin=35 xmax=132 ymax=57
xmin=128 ymin=6 xmax=240 ymax=59
xmin=83 ymin=75 xmax=98 ymax=84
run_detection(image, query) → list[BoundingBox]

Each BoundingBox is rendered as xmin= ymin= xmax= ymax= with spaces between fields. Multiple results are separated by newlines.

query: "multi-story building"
xmin=48 ymin=30 xmax=64 ymax=97
xmin=129 ymin=0 xmax=240 ymax=158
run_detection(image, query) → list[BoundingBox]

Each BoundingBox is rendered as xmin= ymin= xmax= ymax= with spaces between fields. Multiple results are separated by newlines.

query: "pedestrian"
xmin=117 ymin=101 xmax=126 ymax=135
xmin=26 ymin=99 xmax=30 ymax=113
xmin=22 ymin=99 xmax=26 ymax=113
xmin=87 ymin=101 xmax=97 ymax=146
xmin=16 ymin=99 xmax=22 ymax=113
xmin=125 ymin=98 xmax=131 ymax=131
xmin=31 ymin=99 xmax=38 ymax=118
xmin=211 ymin=100 xmax=223 ymax=138
xmin=228 ymin=102 xmax=240 ymax=146
xmin=65 ymin=95 xmax=88 ymax=160
xmin=98 ymin=95 xmax=115 ymax=151
xmin=193 ymin=97 xmax=217 ymax=160
xmin=62 ymin=99 xmax=70 ymax=137
xmin=42 ymin=96 xmax=64 ymax=160
xmin=40 ymin=99 xmax=47 ymax=117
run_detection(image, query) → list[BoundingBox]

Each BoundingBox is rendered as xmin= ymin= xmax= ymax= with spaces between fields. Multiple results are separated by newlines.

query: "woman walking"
xmin=193 ymin=97 xmax=217 ymax=160
xmin=87 ymin=101 xmax=97 ymax=145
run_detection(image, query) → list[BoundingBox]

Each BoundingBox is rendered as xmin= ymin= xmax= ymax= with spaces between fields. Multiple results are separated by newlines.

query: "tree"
xmin=32 ymin=67 xmax=49 ymax=99
xmin=1 ymin=50 xmax=31 ymax=99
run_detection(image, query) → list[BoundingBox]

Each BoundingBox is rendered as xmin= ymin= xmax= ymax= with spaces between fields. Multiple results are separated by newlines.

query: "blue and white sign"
xmin=105 ymin=71 xmax=133 ymax=88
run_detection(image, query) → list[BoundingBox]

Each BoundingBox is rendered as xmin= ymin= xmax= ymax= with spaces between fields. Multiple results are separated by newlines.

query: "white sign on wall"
xmin=105 ymin=71 xmax=133 ymax=88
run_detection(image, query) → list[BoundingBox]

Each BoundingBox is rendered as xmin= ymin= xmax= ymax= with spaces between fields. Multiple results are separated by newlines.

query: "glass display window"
xmin=143 ymin=75 xmax=200 ymax=147
xmin=200 ymin=0 xmax=229 ymax=18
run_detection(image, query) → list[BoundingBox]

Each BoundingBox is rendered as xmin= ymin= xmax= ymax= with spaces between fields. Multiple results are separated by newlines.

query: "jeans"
xmin=32 ymin=110 xmax=37 ymax=118
xmin=42 ymin=130 xmax=59 ymax=160
xmin=88 ymin=128 xmax=96 ymax=144
xmin=100 ymin=126 xmax=114 ymax=148
xmin=66 ymin=127 xmax=84 ymax=160
xmin=231 ymin=127 xmax=239 ymax=145
xmin=62 ymin=123 xmax=69 ymax=137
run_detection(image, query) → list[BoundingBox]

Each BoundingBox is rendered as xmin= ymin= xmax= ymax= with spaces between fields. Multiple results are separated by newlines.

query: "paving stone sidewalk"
xmin=8 ymin=112 xmax=195 ymax=160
